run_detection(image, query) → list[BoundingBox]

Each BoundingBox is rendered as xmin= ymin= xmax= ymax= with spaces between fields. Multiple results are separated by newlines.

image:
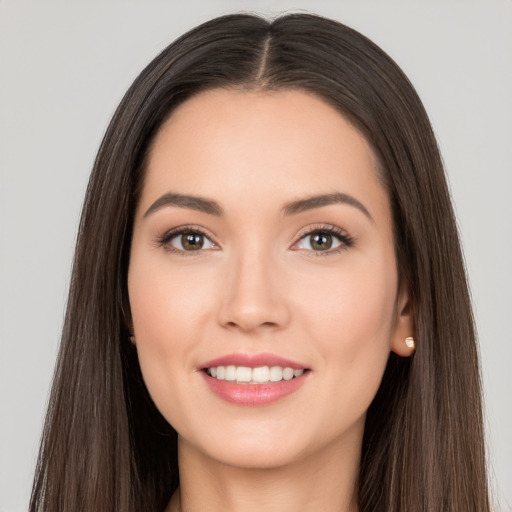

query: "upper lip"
xmin=200 ymin=352 xmax=309 ymax=371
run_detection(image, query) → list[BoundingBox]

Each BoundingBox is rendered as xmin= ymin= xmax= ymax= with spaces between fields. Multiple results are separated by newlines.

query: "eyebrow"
xmin=143 ymin=191 xmax=373 ymax=221
xmin=144 ymin=192 xmax=223 ymax=217
xmin=282 ymin=192 xmax=373 ymax=221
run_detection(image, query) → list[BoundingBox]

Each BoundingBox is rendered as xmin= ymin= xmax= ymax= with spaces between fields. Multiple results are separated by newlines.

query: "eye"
xmin=293 ymin=226 xmax=354 ymax=255
xmin=159 ymin=227 xmax=217 ymax=254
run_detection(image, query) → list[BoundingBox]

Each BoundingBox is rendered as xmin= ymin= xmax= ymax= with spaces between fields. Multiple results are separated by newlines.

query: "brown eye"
xmin=180 ymin=233 xmax=204 ymax=251
xmin=164 ymin=230 xmax=216 ymax=253
xmin=292 ymin=225 xmax=355 ymax=256
xmin=295 ymin=229 xmax=345 ymax=252
xmin=310 ymin=233 xmax=333 ymax=251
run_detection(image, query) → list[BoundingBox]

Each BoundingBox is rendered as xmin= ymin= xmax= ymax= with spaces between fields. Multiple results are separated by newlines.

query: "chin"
xmin=176 ymin=413 xmax=337 ymax=472
xmin=194 ymin=437 xmax=306 ymax=470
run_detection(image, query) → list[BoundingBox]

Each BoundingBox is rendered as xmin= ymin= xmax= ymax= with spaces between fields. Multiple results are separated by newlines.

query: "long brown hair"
xmin=30 ymin=13 xmax=490 ymax=511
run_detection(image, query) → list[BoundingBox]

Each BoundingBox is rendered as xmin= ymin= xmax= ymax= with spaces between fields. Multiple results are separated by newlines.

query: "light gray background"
xmin=1 ymin=1 xmax=511 ymax=511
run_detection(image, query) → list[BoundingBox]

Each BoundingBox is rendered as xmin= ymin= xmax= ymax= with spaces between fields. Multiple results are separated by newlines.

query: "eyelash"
xmin=157 ymin=224 xmax=355 ymax=258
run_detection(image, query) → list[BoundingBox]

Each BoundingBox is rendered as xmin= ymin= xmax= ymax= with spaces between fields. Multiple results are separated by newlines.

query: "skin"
xmin=128 ymin=88 xmax=414 ymax=512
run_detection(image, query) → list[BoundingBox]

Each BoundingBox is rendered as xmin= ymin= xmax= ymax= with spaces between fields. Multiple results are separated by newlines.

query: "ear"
xmin=390 ymin=281 xmax=415 ymax=357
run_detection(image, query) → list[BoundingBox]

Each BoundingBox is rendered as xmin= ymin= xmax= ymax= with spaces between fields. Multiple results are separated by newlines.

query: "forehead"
xmin=140 ymin=88 xmax=387 ymax=221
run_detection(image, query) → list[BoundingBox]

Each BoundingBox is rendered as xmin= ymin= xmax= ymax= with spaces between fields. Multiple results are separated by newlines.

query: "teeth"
xmin=283 ymin=367 xmax=294 ymax=380
xmin=225 ymin=365 xmax=236 ymax=381
xmin=236 ymin=366 xmax=252 ymax=382
xmin=269 ymin=366 xmax=283 ymax=382
xmin=206 ymin=365 xmax=306 ymax=384
xmin=252 ymin=366 xmax=270 ymax=383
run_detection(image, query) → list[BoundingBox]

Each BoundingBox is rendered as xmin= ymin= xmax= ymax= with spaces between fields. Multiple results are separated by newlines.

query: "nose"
xmin=217 ymin=245 xmax=291 ymax=333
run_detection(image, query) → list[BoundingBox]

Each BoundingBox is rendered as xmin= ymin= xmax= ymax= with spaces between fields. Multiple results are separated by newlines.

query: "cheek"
xmin=128 ymin=253 xmax=214 ymax=345
xmin=295 ymin=255 xmax=397 ymax=410
xmin=127 ymin=253 xmax=215 ymax=422
xmin=299 ymin=254 xmax=397 ymax=340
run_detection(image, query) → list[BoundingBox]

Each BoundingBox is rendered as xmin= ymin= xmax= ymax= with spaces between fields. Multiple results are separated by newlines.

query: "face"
xmin=128 ymin=88 xmax=413 ymax=469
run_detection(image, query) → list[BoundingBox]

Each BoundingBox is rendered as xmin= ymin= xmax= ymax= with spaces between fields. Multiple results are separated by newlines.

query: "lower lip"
xmin=200 ymin=371 xmax=309 ymax=406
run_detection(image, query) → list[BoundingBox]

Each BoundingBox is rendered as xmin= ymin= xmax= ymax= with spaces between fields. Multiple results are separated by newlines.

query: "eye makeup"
xmin=156 ymin=223 xmax=355 ymax=258
xmin=292 ymin=224 xmax=355 ymax=257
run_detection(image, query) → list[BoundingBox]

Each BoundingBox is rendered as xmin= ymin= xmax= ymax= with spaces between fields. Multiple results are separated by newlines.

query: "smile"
xmin=206 ymin=365 xmax=304 ymax=384
xmin=199 ymin=354 xmax=310 ymax=406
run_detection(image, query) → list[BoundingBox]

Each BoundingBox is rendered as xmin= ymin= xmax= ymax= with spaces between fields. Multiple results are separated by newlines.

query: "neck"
xmin=166 ymin=432 xmax=361 ymax=512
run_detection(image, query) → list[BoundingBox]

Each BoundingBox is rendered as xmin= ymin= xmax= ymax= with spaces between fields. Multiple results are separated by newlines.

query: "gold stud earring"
xmin=405 ymin=337 xmax=415 ymax=349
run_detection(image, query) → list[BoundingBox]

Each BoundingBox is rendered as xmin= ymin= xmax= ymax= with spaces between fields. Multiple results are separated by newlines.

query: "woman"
xmin=30 ymin=13 xmax=490 ymax=511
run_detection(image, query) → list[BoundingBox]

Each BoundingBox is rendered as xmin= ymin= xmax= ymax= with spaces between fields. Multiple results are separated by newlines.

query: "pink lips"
xmin=199 ymin=352 xmax=310 ymax=406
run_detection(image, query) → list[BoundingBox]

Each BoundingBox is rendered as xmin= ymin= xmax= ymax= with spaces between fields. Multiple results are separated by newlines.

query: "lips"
xmin=200 ymin=352 xmax=308 ymax=370
xmin=199 ymin=353 xmax=310 ymax=406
